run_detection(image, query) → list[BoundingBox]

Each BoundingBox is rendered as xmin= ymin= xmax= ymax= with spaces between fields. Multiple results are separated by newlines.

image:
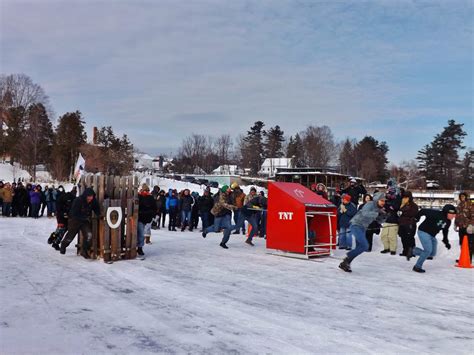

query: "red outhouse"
xmin=266 ymin=182 xmax=337 ymax=258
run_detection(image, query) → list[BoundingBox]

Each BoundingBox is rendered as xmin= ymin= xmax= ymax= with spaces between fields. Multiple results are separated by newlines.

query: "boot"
xmin=412 ymin=266 xmax=425 ymax=273
xmin=137 ymin=247 xmax=145 ymax=256
xmin=245 ymin=238 xmax=254 ymax=246
xmin=52 ymin=243 xmax=60 ymax=251
xmin=406 ymin=247 xmax=413 ymax=261
xmin=81 ymin=240 xmax=90 ymax=259
xmin=390 ymin=251 xmax=396 ymax=255
xmin=47 ymin=232 xmax=56 ymax=244
xmin=59 ymin=242 xmax=68 ymax=255
xmin=219 ymin=242 xmax=228 ymax=249
xmin=339 ymin=257 xmax=352 ymax=272
xmin=380 ymin=249 xmax=390 ymax=254
xmin=145 ymin=236 xmax=151 ymax=244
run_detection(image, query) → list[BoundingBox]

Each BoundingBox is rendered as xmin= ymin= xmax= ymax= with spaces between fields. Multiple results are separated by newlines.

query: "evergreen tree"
xmin=354 ymin=136 xmax=389 ymax=182
xmin=417 ymin=120 xmax=467 ymax=188
xmin=339 ymin=138 xmax=356 ymax=176
xmin=96 ymin=126 xmax=134 ymax=175
xmin=0 ymin=106 xmax=27 ymax=163
xmin=264 ymin=125 xmax=285 ymax=158
xmin=286 ymin=133 xmax=305 ymax=167
xmin=459 ymin=150 xmax=473 ymax=190
xmin=50 ymin=111 xmax=87 ymax=180
xmin=241 ymin=121 xmax=265 ymax=175
xmin=20 ymin=103 xmax=54 ymax=180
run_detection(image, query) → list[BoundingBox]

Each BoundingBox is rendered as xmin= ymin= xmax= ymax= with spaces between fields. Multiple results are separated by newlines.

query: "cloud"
xmin=1 ymin=0 xmax=472 ymax=163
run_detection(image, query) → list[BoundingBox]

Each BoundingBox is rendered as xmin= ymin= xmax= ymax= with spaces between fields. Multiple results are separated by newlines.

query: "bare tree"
xmin=214 ymin=134 xmax=233 ymax=165
xmin=301 ymin=125 xmax=335 ymax=168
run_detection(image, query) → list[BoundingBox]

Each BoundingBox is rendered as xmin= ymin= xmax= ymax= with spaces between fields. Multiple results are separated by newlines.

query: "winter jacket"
xmin=156 ymin=194 xmax=167 ymax=211
xmin=316 ymin=190 xmax=328 ymax=200
xmin=198 ymin=194 xmax=214 ymax=214
xmin=342 ymin=185 xmax=367 ymax=206
xmin=138 ymin=192 xmax=158 ymax=224
xmin=358 ymin=202 xmax=381 ymax=234
xmin=455 ymin=199 xmax=472 ymax=229
xmin=416 ymin=208 xmax=451 ymax=242
xmin=337 ymin=201 xmax=357 ymax=229
xmin=399 ymin=201 xmax=419 ymax=226
xmin=29 ymin=190 xmax=42 ymax=205
xmin=232 ymin=190 xmax=246 ymax=208
xmin=180 ymin=194 xmax=195 ymax=212
xmin=384 ymin=195 xmax=401 ymax=224
xmin=0 ymin=187 xmax=13 ymax=203
xmin=211 ymin=192 xmax=235 ymax=217
xmin=166 ymin=189 xmax=179 ymax=211
xmin=56 ymin=191 xmax=75 ymax=224
xmin=69 ymin=189 xmax=100 ymax=221
xmin=242 ymin=196 xmax=263 ymax=217
xmin=350 ymin=192 xmax=387 ymax=229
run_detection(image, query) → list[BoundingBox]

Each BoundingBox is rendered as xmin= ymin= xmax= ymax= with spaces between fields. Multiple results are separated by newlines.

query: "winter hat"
xmin=442 ymin=204 xmax=457 ymax=215
xmin=402 ymin=191 xmax=413 ymax=199
xmin=220 ymin=185 xmax=230 ymax=193
xmin=141 ymin=183 xmax=150 ymax=191
xmin=84 ymin=188 xmax=95 ymax=197
xmin=230 ymin=182 xmax=239 ymax=190
xmin=342 ymin=194 xmax=351 ymax=202
xmin=250 ymin=187 xmax=257 ymax=192
xmin=350 ymin=178 xmax=357 ymax=183
xmin=310 ymin=183 xmax=317 ymax=190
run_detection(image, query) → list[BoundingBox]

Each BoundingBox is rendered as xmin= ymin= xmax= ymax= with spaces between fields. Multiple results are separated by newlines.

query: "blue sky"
xmin=1 ymin=0 xmax=472 ymax=164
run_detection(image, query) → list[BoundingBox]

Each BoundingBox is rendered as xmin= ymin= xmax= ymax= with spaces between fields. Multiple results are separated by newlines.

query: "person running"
xmin=339 ymin=192 xmax=387 ymax=272
xmin=49 ymin=186 xmax=76 ymax=250
xmin=59 ymin=188 xmax=100 ymax=258
xmin=202 ymin=185 xmax=237 ymax=249
xmin=358 ymin=194 xmax=381 ymax=252
xmin=337 ymin=194 xmax=357 ymax=250
xmin=407 ymin=204 xmax=456 ymax=273
xmin=241 ymin=187 xmax=263 ymax=246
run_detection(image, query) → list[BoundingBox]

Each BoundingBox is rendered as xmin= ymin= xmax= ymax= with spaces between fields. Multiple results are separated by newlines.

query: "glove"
xmin=443 ymin=239 xmax=451 ymax=250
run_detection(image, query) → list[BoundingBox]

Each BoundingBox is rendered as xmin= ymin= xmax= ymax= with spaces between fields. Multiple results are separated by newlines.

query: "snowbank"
xmin=0 ymin=162 xmax=31 ymax=183
xmin=0 ymin=217 xmax=472 ymax=354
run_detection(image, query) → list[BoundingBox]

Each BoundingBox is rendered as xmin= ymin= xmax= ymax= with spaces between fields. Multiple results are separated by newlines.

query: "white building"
xmin=259 ymin=158 xmax=293 ymax=177
xmin=134 ymin=153 xmax=154 ymax=171
xmin=212 ymin=165 xmax=244 ymax=175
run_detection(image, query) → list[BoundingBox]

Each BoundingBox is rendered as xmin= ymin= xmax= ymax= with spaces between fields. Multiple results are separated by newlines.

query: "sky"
xmin=1 ymin=0 xmax=472 ymax=164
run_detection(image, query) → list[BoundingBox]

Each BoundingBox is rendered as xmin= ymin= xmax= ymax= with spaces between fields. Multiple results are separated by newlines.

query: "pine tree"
xmin=417 ymin=120 xmax=467 ymax=188
xmin=21 ymin=103 xmax=54 ymax=180
xmin=354 ymin=136 xmax=389 ymax=182
xmin=50 ymin=111 xmax=87 ymax=180
xmin=339 ymin=139 xmax=356 ymax=176
xmin=286 ymin=133 xmax=304 ymax=167
xmin=264 ymin=125 xmax=285 ymax=158
xmin=241 ymin=121 xmax=265 ymax=175
xmin=459 ymin=150 xmax=473 ymax=190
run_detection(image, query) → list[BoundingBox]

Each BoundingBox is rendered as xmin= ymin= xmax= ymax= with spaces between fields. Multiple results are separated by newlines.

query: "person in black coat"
xmin=49 ymin=186 xmax=76 ymax=250
xmin=398 ymin=191 xmax=419 ymax=257
xmin=59 ymin=188 xmax=100 ymax=258
xmin=138 ymin=184 xmax=158 ymax=253
xmin=198 ymin=188 xmax=214 ymax=231
xmin=342 ymin=178 xmax=367 ymax=207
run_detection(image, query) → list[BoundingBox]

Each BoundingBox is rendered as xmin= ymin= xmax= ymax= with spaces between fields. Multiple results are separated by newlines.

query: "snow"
xmin=0 ymin=162 xmax=31 ymax=183
xmin=1 ymin=217 xmax=473 ymax=354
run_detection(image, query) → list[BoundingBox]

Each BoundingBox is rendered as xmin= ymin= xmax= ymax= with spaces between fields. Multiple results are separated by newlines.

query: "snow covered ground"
xmin=0 ymin=217 xmax=473 ymax=355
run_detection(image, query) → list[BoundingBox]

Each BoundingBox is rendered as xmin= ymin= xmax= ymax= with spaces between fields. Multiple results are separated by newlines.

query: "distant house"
xmin=134 ymin=153 xmax=154 ymax=171
xmin=259 ymin=158 xmax=293 ymax=177
xmin=212 ymin=165 xmax=244 ymax=175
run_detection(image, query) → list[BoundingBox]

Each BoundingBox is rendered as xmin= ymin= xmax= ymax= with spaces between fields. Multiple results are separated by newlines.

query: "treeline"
xmin=174 ymin=120 xmax=391 ymax=183
xmin=0 ymin=74 xmax=134 ymax=181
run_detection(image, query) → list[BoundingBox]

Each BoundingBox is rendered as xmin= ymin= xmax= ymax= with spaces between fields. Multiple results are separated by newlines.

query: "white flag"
xmin=73 ymin=153 xmax=86 ymax=182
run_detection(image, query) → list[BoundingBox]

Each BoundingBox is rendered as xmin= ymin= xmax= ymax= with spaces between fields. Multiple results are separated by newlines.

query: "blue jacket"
xmin=166 ymin=189 xmax=179 ymax=211
xmin=350 ymin=192 xmax=387 ymax=229
xmin=337 ymin=201 xmax=357 ymax=228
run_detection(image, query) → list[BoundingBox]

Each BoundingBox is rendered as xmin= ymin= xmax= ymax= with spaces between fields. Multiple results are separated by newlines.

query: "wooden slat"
xmin=103 ymin=199 xmax=111 ymax=263
xmin=98 ymin=175 xmax=105 ymax=258
xmin=125 ymin=198 xmax=133 ymax=259
xmin=130 ymin=199 xmax=138 ymax=259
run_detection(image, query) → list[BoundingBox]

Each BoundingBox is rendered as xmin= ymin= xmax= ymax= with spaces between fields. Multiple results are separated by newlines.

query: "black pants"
xmin=399 ymin=224 xmax=416 ymax=254
xmin=365 ymin=231 xmax=375 ymax=251
xmin=61 ymin=218 xmax=92 ymax=251
xmin=168 ymin=210 xmax=177 ymax=230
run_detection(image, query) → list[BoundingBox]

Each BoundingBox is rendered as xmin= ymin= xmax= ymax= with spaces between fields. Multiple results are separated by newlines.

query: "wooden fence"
xmin=78 ymin=174 xmax=139 ymax=263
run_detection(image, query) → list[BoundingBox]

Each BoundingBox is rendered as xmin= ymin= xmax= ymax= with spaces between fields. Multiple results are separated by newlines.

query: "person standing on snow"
xmin=137 ymin=184 xmax=157 ymax=254
xmin=342 ymin=178 xmax=367 ymax=207
xmin=59 ymin=188 xmax=100 ymax=258
xmin=379 ymin=186 xmax=401 ymax=255
xmin=407 ymin=204 xmax=456 ymax=273
xmin=339 ymin=192 xmax=387 ymax=272
xmin=179 ymin=189 xmax=195 ymax=231
xmin=166 ymin=189 xmax=179 ymax=231
xmin=202 ymin=185 xmax=237 ymax=249
xmin=337 ymin=194 xmax=357 ymax=250
xmin=398 ymin=191 xmax=419 ymax=257
xmin=454 ymin=192 xmax=474 ymax=263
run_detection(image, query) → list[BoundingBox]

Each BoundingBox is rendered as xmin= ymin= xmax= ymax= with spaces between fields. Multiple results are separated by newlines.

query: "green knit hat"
xmin=220 ymin=184 xmax=229 ymax=193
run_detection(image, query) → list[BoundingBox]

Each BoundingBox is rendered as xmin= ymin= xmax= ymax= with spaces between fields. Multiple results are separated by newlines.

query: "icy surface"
xmin=0 ymin=217 xmax=473 ymax=354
